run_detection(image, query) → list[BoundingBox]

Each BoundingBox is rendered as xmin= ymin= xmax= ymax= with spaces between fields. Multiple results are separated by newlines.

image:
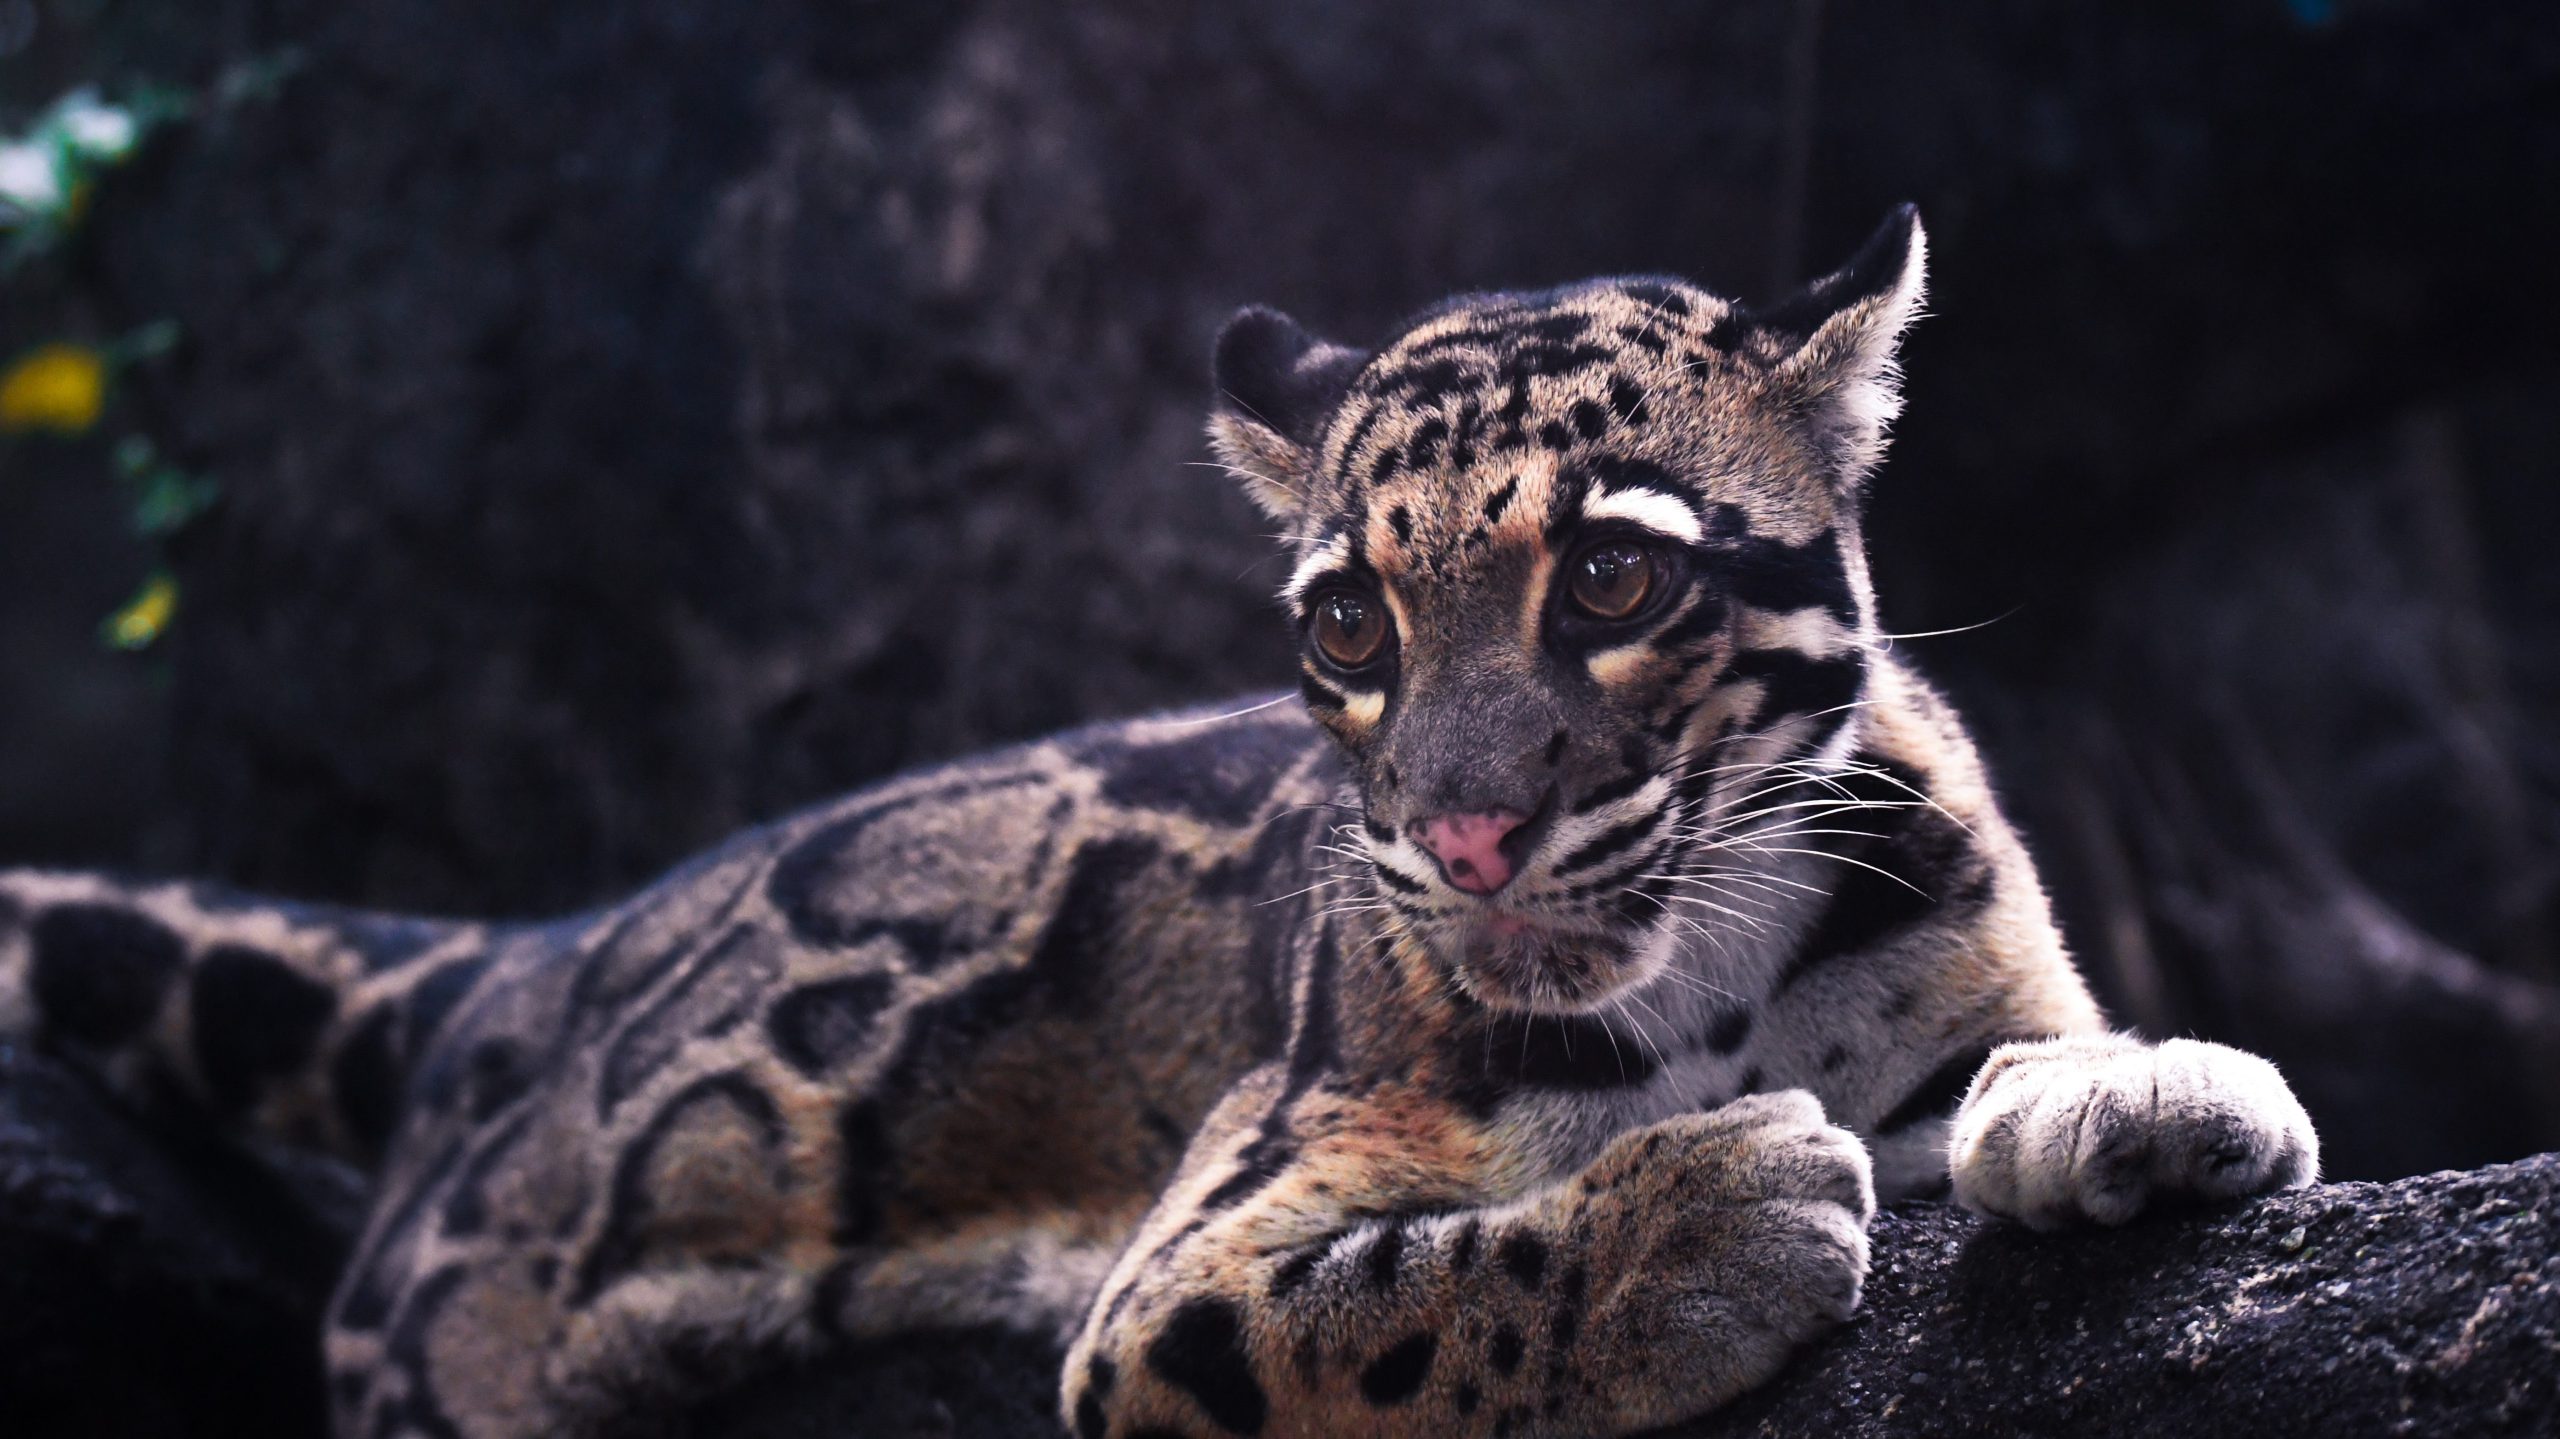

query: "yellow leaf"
xmin=0 ymin=343 xmax=107 ymax=433
xmin=104 ymin=571 xmax=177 ymax=650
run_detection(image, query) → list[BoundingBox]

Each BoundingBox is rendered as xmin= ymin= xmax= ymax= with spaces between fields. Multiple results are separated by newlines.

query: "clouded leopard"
xmin=0 ymin=206 xmax=2318 ymax=1438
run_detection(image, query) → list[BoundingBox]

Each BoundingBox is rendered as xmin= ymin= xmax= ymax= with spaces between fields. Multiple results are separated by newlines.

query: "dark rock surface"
xmin=688 ymin=1155 xmax=2560 ymax=1439
xmin=1681 ymin=1156 xmax=2560 ymax=1438
xmin=6 ymin=1029 xmax=2553 ymax=1438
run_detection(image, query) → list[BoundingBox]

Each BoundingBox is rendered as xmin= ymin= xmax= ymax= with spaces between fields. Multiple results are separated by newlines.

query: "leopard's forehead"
xmin=1295 ymin=278 xmax=1837 ymax=586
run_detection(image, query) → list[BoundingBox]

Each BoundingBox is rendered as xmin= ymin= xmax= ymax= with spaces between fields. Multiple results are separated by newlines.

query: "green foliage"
xmin=0 ymin=84 xmax=185 ymax=272
xmin=0 ymin=64 xmax=286 ymax=652
xmin=115 ymin=433 xmax=217 ymax=538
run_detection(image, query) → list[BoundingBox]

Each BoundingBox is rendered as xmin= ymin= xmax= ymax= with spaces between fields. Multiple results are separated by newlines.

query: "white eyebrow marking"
xmin=1281 ymin=531 xmax=1358 ymax=607
xmin=1579 ymin=486 xmax=1703 ymax=544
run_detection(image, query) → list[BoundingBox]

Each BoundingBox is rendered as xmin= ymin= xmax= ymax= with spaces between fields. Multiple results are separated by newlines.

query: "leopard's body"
xmin=0 ymin=208 xmax=2318 ymax=1439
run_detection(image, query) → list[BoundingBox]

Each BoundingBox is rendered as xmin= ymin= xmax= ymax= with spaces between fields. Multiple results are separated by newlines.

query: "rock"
xmin=687 ymin=1156 xmax=2560 ymax=1438
xmin=5 ymin=1028 xmax=2552 ymax=1437
xmin=1678 ymin=1155 xmax=2560 ymax=1438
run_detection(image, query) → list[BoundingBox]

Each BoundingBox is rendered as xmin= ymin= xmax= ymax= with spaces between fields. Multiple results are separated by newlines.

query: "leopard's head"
xmin=1211 ymin=207 xmax=1927 ymax=1013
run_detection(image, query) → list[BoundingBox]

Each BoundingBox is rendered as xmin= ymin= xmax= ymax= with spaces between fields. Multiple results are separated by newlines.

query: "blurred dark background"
xmin=3 ymin=0 xmax=2556 ymax=1192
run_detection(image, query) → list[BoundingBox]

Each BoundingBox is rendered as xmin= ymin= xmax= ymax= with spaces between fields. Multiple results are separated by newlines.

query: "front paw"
xmin=1581 ymin=1093 xmax=1874 ymax=1426
xmin=1949 ymin=1035 xmax=2320 ymax=1230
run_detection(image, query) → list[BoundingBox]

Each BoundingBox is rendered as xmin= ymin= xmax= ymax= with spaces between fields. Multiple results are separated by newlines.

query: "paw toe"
xmin=1720 ymin=1088 xmax=1828 ymax=1134
xmin=1804 ymin=1126 xmax=1878 ymax=1220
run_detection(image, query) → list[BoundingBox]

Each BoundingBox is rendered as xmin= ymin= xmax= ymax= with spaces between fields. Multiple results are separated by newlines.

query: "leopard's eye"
xmin=1567 ymin=540 xmax=1659 ymax=621
xmin=1310 ymin=590 xmax=1393 ymax=671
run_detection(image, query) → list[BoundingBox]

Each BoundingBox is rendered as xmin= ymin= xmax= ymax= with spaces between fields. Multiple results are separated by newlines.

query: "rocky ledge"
xmin=3 ymin=1041 xmax=2552 ymax=1438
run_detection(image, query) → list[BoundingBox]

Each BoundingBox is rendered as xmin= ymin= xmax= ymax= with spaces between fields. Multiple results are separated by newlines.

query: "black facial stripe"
xmin=1648 ymin=588 xmax=1730 ymax=650
xmin=1712 ymin=523 xmax=1859 ymax=626
xmin=1644 ymin=654 xmax=1723 ymax=714
xmin=1549 ymin=458 xmax=1680 ymax=542
xmin=1792 ymin=707 xmax=1854 ymax=761
xmin=1298 ymin=671 xmax=1348 ymax=712
xmin=1609 ymin=869 xmax=1679 ymax=930
xmin=1727 ymin=649 xmax=1868 ymax=730
xmin=1543 ymin=465 xmax=1594 ymax=543
xmin=1550 ymin=811 xmax=1659 ymax=878
xmin=1386 ymin=895 xmax=1437 ymax=924
xmin=1555 ymin=836 xmax=1674 ymax=907
xmin=1581 ymin=455 xmax=1684 ymax=500
xmin=1547 ymin=849 xmax=1655 ymax=910
xmin=1371 ymin=861 xmax=1427 ymax=895
xmin=1570 ymin=768 xmax=1654 ymax=817
xmin=1671 ymin=752 xmax=1725 ymax=810
xmin=1330 ymin=401 xmax=1390 ymax=488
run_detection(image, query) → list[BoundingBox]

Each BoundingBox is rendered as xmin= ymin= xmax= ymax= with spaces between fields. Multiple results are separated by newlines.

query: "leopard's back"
xmin=0 ymin=700 xmax=1340 ymax=1433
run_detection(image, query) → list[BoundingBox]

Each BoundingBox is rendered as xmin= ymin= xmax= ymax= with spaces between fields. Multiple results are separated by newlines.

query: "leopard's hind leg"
xmin=328 ymin=1227 xmax=1131 ymax=1437
xmin=328 ymin=1245 xmax=824 ymax=1439
xmin=327 ymin=1094 xmax=1129 ymax=1439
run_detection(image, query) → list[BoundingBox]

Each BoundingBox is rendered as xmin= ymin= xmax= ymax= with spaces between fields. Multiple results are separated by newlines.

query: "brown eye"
xmin=1568 ymin=540 xmax=1658 ymax=620
xmin=1311 ymin=590 xmax=1392 ymax=670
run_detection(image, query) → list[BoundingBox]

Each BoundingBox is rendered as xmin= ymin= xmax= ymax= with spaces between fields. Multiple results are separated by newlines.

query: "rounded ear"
xmin=1764 ymin=204 xmax=1930 ymax=490
xmin=1208 ymin=306 xmax=1369 ymax=520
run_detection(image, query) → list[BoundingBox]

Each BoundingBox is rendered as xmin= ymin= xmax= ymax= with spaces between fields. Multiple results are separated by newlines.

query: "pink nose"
xmin=1413 ymin=809 xmax=1529 ymax=895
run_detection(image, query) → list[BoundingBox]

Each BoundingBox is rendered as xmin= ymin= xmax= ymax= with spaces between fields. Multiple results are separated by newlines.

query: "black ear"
xmin=1762 ymin=204 xmax=1929 ymax=489
xmin=1208 ymin=306 xmax=1369 ymax=519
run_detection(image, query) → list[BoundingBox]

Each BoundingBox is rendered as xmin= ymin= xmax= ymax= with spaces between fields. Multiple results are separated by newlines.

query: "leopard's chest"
xmin=1485 ymin=1035 xmax=1767 ymax=1182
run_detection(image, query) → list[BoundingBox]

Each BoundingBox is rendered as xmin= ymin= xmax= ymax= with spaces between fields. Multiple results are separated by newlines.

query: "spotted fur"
xmin=0 ymin=207 xmax=2316 ymax=1438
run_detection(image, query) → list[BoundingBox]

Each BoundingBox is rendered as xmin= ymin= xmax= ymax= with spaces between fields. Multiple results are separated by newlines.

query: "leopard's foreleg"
xmin=1064 ymin=1076 xmax=1873 ymax=1438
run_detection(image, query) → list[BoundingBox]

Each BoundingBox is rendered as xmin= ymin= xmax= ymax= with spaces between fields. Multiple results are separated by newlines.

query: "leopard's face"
xmin=1210 ymin=210 xmax=1927 ymax=1013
